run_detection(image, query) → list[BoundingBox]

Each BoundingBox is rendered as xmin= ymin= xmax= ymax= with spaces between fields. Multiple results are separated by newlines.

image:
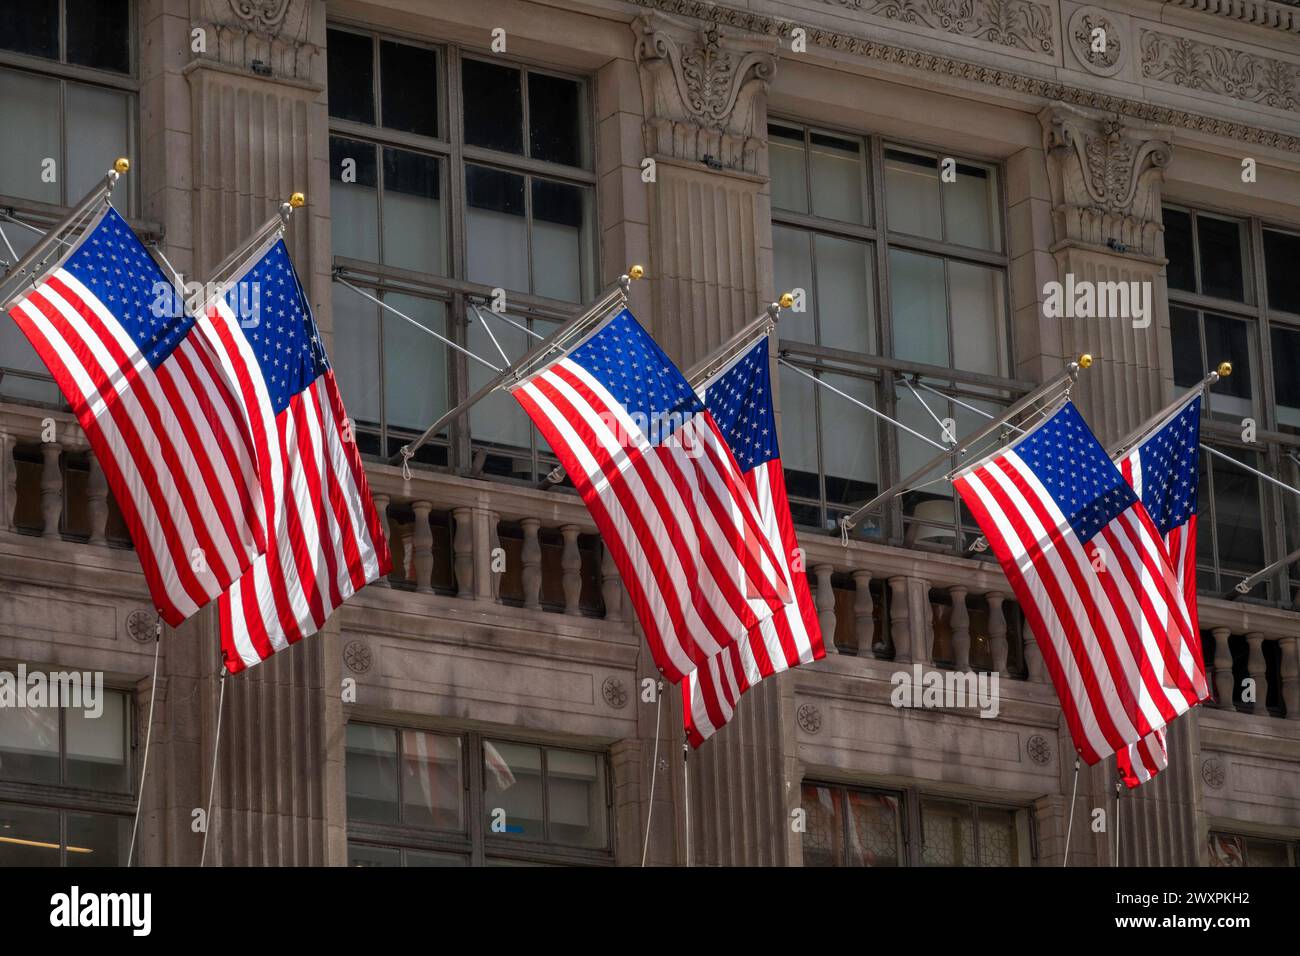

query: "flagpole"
xmin=1114 ymin=779 xmax=1123 ymax=867
xmin=838 ymin=354 xmax=1092 ymax=536
xmin=0 ymin=157 xmax=131 ymax=309
xmin=1109 ymin=364 xmax=1229 ymax=456
xmin=1233 ymin=543 xmax=1300 ymax=595
xmin=682 ymin=741 xmax=691 ymax=868
xmin=1062 ymin=757 xmax=1080 ymax=867
xmin=388 ymin=266 xmax=643 ymax=470
xmin=203 ymin=193 xmax=303 ymax=293
xmin=200 ymin=666 xmax=229 ymax=868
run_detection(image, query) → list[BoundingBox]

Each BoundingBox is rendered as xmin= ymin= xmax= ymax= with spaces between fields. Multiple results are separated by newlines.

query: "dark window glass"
xmin=329 ymin=135 xmax=378 ymax=188
xmin=0 ymin=704 xmax=60 ymax=784
xmin=1203 ymin=312 xmax=1252 ymax=410
xmin=65 ymin=0 xmax=130 ymax=74
xmin=466 ymin=163 xmax=524 ymax=216
xmin=380 ymin=40 xmax=438 ymax=137
xmin=0 ymin=803 xmax=59 ymax=866
xmin=527 ymin=71 xmax=581 ymax=167
xmin=0 ymin=0 xmax=57 ymax=59
xmin=1170 ymin=306 xmax=1203 ymax=388
xmin=1264 ymin=228 xmax=1300 ymax=316
xmin=1271 ymin=325 xmax=1300 ymax=434
xmin=327 ymin=29 xmax=375 ymax=125
xmin=462 ymin=59 xmax=522 ymax=154
xmin=1212 ymin=450 xmax=1264 ymax=573
xmin=345 ymin=724 xmax=400 ymax=824
xmin=1197 ymin=215 xmax=1247 ymax=302
xmin=66 ymin=811 xmax=128 ymax=867
xmin=1163 ymin=207 xmax=1195 ymax=293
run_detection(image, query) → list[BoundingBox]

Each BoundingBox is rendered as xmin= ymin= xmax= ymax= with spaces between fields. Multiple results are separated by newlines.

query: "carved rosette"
xmin=1039 ymin=104 xmax=1172 ymax=259
xmin=633 ymin=12 xmax=777 ymax=173
xmin=1067 ymin=6 xmax=1127 ymax=78
xmin=195 ymin=0 xmax=319 ymax=81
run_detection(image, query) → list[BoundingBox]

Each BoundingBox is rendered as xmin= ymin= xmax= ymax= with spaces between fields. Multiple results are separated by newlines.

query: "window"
xmin=801 ymin=781 xmax=1031 ymax=866
xmin=770 ymin=123 xmax=1013 ymax=549
xmin=344 ymin=722 xmax=612 ymax=866
xmin=1163 ymin=205 xmax=1300 ymax=599
xmin=0 ymin=686 xmax=133 ymax=866
xmin=1208 ymin=831 xmax=1298 ymax=867
xmin=327 ymin=27 xmax=595 ymax=479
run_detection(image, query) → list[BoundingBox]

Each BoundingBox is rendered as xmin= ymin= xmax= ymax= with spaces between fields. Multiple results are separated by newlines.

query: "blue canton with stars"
xmin=1133 ymin=396 xmax=1201 ymax=536
xmin=1007 ymin=401 xmax=1138 ymax=544
xmin=63 ymin=207 xmax=187 ymax=368
xmin=702 ymin=337 xmax=776 ymax=474
xmin=227 ymin=239 xmax=329 ymax=416
xmin=566 ymin=308 xmax=702 ymax=443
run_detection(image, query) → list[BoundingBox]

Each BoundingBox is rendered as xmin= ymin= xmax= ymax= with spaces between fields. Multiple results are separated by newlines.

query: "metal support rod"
xmin=1234 ymin=543 xmax=1300 ymax=594
xmin=1111 ymin=367 xmax=1226 ymax=457
xmin=467 ymin=299 xmax=545 ymax=342
xmin=389 ymin=271 xmax=638 ymax=467
xmin=781 ymin=357 xmax=949 ymax=452
xmin=839 ymin=356 xmax=1090 ymax=532
xmin=1201 ymin=441 xmax=1300 ymax=501
xmin=204 ymin=199 xmax=299 ymax=293
xmin=898 ymin=375 xmax=956 ymax=441
xmin=916 ymin=378 xmax=1033 ymax=434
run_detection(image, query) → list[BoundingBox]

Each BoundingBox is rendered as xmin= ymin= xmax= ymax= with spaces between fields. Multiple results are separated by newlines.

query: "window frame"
xmin=1208 ymin=828 xmax=1300 ymax=867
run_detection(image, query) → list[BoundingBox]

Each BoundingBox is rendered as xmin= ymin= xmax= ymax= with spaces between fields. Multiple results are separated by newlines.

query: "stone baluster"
xmin=370 ymin=494 xmax=391 ymax=586
xmin=487 ymin=512 xmax=503 ymax=603
xmin=888 ymin=576 xmax=910 ymax=661
xmin=949 ymin=585 xmax=971 ymax=672
xmin=520 ymin=518 xmax=542 ymax=609
xmin=40 ymin=441 xmax=61 ymax=539
xmin=1 ymin=432 xmax=15 ymax=532
xmin=560 ymin=525 xmax=582 ymax=615
xmin=852 ymin=570 xmax=873 ymax=658
xmin=1245 ymin=632 xmax=1267 ymax=714
xmin=813 ymin=565 xmax=836 ymax=653
xmin=600 ymin=542 xmax=622 ymax=621
xmin=85 ymin=451 xmax=108 ymax=546
xmin=452 ymin=506 xmax=474 ymax=598
xmin=411 ymin=501 xmax=434 ymax=593
xmin=1211 ymin=627 xmax=1234 ymax=707
xmin=1280 ymin=636 xmax=1299 ymax=720
xmin=1022 ymin=619 xmax=1046 ymax=683
xmin=987 ymin=591 xmax=1009 ymax=677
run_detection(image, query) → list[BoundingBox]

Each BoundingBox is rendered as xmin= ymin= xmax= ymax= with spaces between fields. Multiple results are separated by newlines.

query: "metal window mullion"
xmin=871 ymin=137 xmax=904 ymax=542
xmin=59 ymin=0 xmax=67 ymax=63
xmin=468 ymin=731 xmax=485 ymax=867
xmin=447 ymin=44 xmax=472 ymax=472
xmin=1190 ymin=209 xmax=1205 ymax=296
xmin=539 ymin=747 xmax=550 ymax=845
xmin=371 ymin=33 xmax=382 ymax=132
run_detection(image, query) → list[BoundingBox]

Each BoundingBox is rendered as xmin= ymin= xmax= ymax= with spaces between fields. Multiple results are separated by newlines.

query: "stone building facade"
xmin=0 ymin=0 xmax=1298 ymax=866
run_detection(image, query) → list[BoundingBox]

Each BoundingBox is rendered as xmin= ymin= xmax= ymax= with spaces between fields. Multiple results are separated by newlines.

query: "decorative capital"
xmin=1039 ymin=103 xmax=1172 ymax=259
xmin=633 ymin=11 xmax=777 ymax=173
xmin=195 ymin=0 xmax=319 ymax=81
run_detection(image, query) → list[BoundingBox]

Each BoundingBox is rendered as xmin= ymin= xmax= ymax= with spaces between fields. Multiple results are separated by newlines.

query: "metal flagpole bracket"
xmin=204 ymin=192 xmax=304 ymax=295
xmin=1111 ymin=362 xmax=1227 ymax=458
xmin=1233 ymin=543 xmax=1300 ymax=596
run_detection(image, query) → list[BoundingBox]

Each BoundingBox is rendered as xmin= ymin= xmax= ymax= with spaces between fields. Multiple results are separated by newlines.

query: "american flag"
xmin=6 ymin=207 xmax=265 ymax=623
xmin=1115 ymin=395 xmax=1204 ymax=788
xmin=953 ymin=401 xmax=1208 ymax=765
xmin=194 ymin=238 xmax=392 ymax=672
xmin=682 ymin=336 xmax=824 ymax=746
xmin=509 ymin=307 xmax=790 ymax=683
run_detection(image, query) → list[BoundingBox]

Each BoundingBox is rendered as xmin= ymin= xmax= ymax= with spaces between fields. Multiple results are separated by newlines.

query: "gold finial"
xmin=289 ymin=192 xmax=306 ymax=209
xmin=778 ymin=292 xmax=794 ymax=309
xmin=1078 ymin=353 xmax=1093 ymax=369
xmin=628 ymin=264 xmax=645 ymax=280
xmin=1217 ymin=361 xmax=1233 ymax=378
xmin=113 ymin=157 xmax=130 ymax=174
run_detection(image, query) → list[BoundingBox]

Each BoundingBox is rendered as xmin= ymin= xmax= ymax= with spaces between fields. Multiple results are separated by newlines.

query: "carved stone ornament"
xmin=1141 ymin=29 xmax=1300 ymax=114
xmin=196 ymin=0 xmax=319 ymax=81
xmin=1039 ymin=103 xmax=1172 ymax=258
xmin=633 ymin=12 xmax=778 ymax=173
xmin=343 ymin=640 xmax=372 ymax=674
xmin=1026 ymin=733 xmax=1053 ymax=765
xmin=1201 ymin=757 xmax=1226 ymax=790
xmin=827 ymin=0 xmax=1055 ymax=56
xmin=1067 ymin=6 xmax=1127 ymax=78
xmin=796 ymin=702 xmax=822 ymax=734
xmin=602 ymin=676 xmax=629 ymax=709
xmin=126 ymin=608 xmax=160 ymax=644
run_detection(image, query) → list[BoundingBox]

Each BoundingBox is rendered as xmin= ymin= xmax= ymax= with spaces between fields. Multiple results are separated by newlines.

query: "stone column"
xmin=451 ymin=507 xmax=474 ymax=599
xmin=813 ymin=565 xmax=836 ymax=654
xmin=560 ymin=525 xmax=583 ymax=615
xmin=949 ymin=585 xmax=971 ymax=672
xmin=852 ymin=570 xmax=874 ymax=658
xmin=1280 ymin=636 xmax=1300 ymax=720
xmin=39 ymin=441 xmax=61 ymax=539
xmin=520 ymin=518 xmax=542 ymax=610
xmin=1245 ymin=633 xmax=1267 ymax=714
xmin=410 ymin=501 xmax=434 ymax=594
xmin=86 ymin=451 xmax=109 ymax=546
xmin=1 ymin=432 xmax=14 ymax=531
xmin=888 ymin=576 xmax=911 ymax=662
xmin=1211 ymin=627 xmax=1234 ymax=708
xmin=987 ymin=591 xmax=1010 ymax=678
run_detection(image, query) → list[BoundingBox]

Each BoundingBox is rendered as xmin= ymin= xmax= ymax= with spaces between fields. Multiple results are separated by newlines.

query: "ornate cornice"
xmin=818 ymin=0 xmax=1055 ymax=56
xmin=1162 ymin=0 xmax=1300 ymax=35
xmin=626 ymin=0 xmax=1300 ymax=154
xmin=1141 ymin=29 xmax=1300 ymax=114
xmin=195 ymin=0 xmax=319 ymax=81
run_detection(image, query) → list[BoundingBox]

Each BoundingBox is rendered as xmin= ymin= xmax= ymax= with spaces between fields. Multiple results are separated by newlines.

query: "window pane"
xmin=822 ymin=372 xmax=879 ymax=514
xmin=66 ymin=689 xmax=129 ymax=792
xmin=890 ymin=249 xmax=948 ymax=366
xmin=944 ymin=162 xmax=1000 ymax=251
xmin=468 ymin=306 xmax=531 ymax=453
xmin=884 ymin=149 xmax=941 ymax=240
xmin=531 ymin=178 xmax=591 ymax=302
xmin=1271 ymin=326 xmax=1300 ymax=434
xmin=1208 ymin=832 xmax=1246 ymax=866
xmin=921 ymin=799 xmax=975 ymax=866
xmin=379 ymin=40 xmax=437 ymax=137
xmin=528 ymin=72 xmax=582 ymax=167
xmin=0 ymin=224 xmax=61 ymax=404
xmin=810 ymin=132 xmax=865 ymax=224
xmin=66 ymin=0 xmax=131 ymax=74
xmin=546 ymin=749 xmax=607 ymax=848
xmin=0 ymin=803 xmax=59 ymax=866
xmin=67 ymin=83 xmax=132 ymax=210
xmin=463 ymin=59 xmax=523 ymax=155
xmin=813 ymin=233 xmax=874 ymax=354
xmin=1243 ymin=838 xmax=1291 ymax=867
xmin=329 ymin=137 xmax=379 ymax=263
xmin=348 ymin=842 xmax=399 ymax=867
xmin=465 ymin=164 xmax=527 ymax=291
xmin=801 ymin=783 xmax=844 ymax=866
xmin=330 ymin=286 xmax=381 ymax=429
xmin=949 ymin=261 xmax=1006 ymax=376
xmin=66 ymin=811 xmax=128 ymax=867
xmin=1203 ymin=312 xmax=1253 ymax=422
xmin=0 ymin=69 xmax=60 ymax=204
xmin=769 ymin=124 xmax=808 ymax=215
xmin=1212 ymin=449 xmax=1264 ymax=575
xmin=345 ymin=724 xmax=400 ymax=824
xmin=846 ymin=790 xmax=900 ymax=866
xmin=382 ymin=294 xmax=446 ymax=433
xmin=327 ymin=29 xmax=375 ymax=124
xmin=382 ymin=148 xmax=444 ymax=274
xmin=1197 ymin=214 xmax=1247 ymax=302
xmin=1163 ymin=208 xmax=1195 ymax=293
xmin=406 ymin=849 xmax=467 ymax=866
xmin=483 ymin=740 xmax=543 ymax=840
xmin=778 ymin=363 xmax=820 ymax=502
xmin=1170 ymin=305 xmax=1203 ymax=389
xmin=0 ymin=703 xmax=59 ymax=784
xmin=772 ymin=225 xmax=814 ymax=344
xmin=976 ymin=806 xmax=1020 ymax=866
xmin=400 ymin=730 xmax=463 ymax=830
xmin=1264 ymin=228 xmax=1300 ymax=316
xmin=0 ymin=0 xmax=56 ymax=59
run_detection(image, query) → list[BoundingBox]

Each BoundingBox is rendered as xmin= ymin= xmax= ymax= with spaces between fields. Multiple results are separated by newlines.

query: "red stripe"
xmin=321 ymin=372 xmax=391 ymax=576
